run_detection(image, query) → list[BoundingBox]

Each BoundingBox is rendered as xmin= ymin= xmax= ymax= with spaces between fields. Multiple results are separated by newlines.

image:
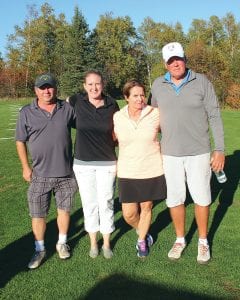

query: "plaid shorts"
xmin=27 ymin=175 xmax=78 ymax=218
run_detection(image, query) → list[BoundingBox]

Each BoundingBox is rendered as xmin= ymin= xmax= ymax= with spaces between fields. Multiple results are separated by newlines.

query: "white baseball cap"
xmin=162 ymin=42 xmax=185 ymax=63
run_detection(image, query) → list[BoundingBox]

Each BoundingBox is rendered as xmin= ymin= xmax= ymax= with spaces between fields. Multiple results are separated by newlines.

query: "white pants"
xmin=162 ymin=153 xmax=212 ymax=207
xmin=73 ymin=159 xmax=116 ymax=234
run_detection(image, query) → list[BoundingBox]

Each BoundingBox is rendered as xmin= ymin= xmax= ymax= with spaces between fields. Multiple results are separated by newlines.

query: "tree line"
xmin=0 ymin=3 xmax=240 ymax=108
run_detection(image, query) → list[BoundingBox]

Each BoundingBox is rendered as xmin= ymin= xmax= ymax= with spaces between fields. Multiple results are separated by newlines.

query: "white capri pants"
xmin=73 ymin=159 xmax=116 ymax=234
xmin=162 ymin=153 xmax=212 ymax=208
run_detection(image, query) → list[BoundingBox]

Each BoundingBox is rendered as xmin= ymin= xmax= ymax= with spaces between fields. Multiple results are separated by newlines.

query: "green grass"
xmin=1 ymin=100 xmax=240 ymax=299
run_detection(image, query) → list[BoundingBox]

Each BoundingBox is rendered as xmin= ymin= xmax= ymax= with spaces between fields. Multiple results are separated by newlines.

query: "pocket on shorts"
xmin=30 ymin=176 xmax=37 ymax=183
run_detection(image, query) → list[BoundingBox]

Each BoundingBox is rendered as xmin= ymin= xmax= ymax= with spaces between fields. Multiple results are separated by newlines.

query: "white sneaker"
xmin=168 ymin=242 xmax=186 ymax=260
xmin=89 ymin=248 xmax=99 ymax=259
xmin=56 ymin=243 xmax=70 ymax=259
xmin=197 ymin=243 xmax=210 ymax=264
xmin=102 ymin=247 xmax=113 ymax=259
xmin=28 ymin=250 xmax=46 ymax=269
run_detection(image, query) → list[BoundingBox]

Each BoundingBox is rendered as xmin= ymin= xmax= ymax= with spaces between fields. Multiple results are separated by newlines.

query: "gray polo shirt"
xmin=151 ymin=70 xmax=224 ymax=156
xmin=16 ymin=99 xmax=75 ymax=177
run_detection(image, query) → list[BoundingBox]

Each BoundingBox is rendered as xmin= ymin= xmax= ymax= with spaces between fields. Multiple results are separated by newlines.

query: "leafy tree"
xmin=138 ymin=18 xmax=186 ymax=86
xmin=138 ymin=18 xmax=162 ymax=88
xmin=5 ymin=49 xmax=26 ymax=97
xmin=186 ymin=40 xmax=230 ymax=105
xmin=221 ymin=13 xmax=240 ymax=86
xmin=0 ymin=52 xmax=3 ymax=70
xmin=230 ymin=50 xmax=240 ymax=84
xmin=94 ymin=13 xmax=138 ymax=97
xmin=0 ymin=55 xmax=9 ymax=97
xmin=222 ymin=13 xmax=240 ymax=59
xmin=1 ymin=6 xmax=240 ymax=108
xmin=188 ymin=15 xmax=227 ymax=49
xmin=207 ymin=16 xmax=225 ymax=47
xmin=225 ymin=83 xmax=240 ymax=109
xmin=6 ymin=3 xmax=66 ymax=96
xmin=188 ymin=19 xmax=209 ymax=43
xmin=6 ymin=4 xmax=38 ymax=96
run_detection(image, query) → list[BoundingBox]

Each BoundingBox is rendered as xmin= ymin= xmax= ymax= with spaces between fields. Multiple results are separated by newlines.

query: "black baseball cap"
xmin=35 ymin=73 xmax=57 ymax=88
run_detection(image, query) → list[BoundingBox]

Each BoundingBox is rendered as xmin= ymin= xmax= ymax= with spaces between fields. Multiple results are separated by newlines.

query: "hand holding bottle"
xmin=210 ymin=151 xmax=226 ymax=183
xmin=214 ymin=170 xmax=227 ymax=183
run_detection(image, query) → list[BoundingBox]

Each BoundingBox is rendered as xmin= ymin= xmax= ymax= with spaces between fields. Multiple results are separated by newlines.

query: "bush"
xmin=225 ymin=83 xmax=240 ymax=109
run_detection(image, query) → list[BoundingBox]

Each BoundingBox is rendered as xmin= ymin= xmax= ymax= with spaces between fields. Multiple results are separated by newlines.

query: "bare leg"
xmin=57 ymin=209 xmax=70 ymax=235
xmin=169 ymin=204 xmax=185 ymax=237
xmin=138 ymin=201 xmax=153 ymax=240
xmin=32 ymin=217 xmax=46 ymax=241
xmin=102 ymin=233 xmax=113 ymax=259
xmin=122 ymin=203 xmax=140 ymax=229
xmin=89 ymin=232 xmax=98 ymax=249
xmin=195 ymin=204 xmax=209 ymax=239
xmin=102 ymin=233 xmax=111 ymax=249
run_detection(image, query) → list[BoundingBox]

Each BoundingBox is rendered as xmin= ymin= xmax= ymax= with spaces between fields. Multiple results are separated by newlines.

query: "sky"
xmin=0 ymin=0 xmax=239 ymax=58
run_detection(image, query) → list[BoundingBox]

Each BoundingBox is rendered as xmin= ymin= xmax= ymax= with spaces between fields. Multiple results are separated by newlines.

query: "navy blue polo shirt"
xmin=15 ymin=99 xmax=76 ymax=177
xmin=68 ymin=93 xmax=119 ymax=161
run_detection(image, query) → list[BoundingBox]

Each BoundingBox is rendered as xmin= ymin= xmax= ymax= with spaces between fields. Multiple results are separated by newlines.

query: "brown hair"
xmin=122 ymin=80 xmax=145 ymax=98
xmin=84 ymin=70 xmax=104 ymax=83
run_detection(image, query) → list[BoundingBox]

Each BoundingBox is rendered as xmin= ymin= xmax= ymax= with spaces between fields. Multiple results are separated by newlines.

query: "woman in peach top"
xmin=113 ymin=80 xmax=166 ymax=258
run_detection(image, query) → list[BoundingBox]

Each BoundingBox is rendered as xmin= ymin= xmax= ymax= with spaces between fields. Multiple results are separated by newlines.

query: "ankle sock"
xmin=58 ymin=233 xmax=67 ymax=245
xmin=176 ymin=237 xmax=185 ymax=244
xmin=199 ymin=238 xmax=208 ymax=246
xmin=35 ymin=240 xmax=45 ymax=252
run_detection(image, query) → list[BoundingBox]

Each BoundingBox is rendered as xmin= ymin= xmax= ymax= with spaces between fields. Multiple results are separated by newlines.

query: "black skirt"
xmin=118 ymin=175 xmax=167 ymax=203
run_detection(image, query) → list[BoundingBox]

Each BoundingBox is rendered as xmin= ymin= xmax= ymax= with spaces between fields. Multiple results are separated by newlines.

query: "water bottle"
xmin=214 ymin=170 xmax=227 ymax=183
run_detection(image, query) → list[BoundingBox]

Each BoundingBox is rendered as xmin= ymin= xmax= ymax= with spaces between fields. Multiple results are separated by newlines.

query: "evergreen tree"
xmin=59 ymin=6 xmax=91 ymax=96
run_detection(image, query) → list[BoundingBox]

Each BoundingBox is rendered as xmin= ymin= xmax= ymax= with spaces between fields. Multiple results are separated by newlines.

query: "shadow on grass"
xmin=1 ymin=150 xmax=239 ymax=288
xmin=151 ymin=202 xmax=171 ymax=242
xmin=184 ymin=151 xmax=240 ymax=248
xmin=0 ymin=208 xmax=85 ymax=288
xmin=208 ymin=150 xmax=240 ymax=247
xmin=111 ymin=198 xmax=171 ymax=249
xmin=83 ymin=273 xmax=219 ymax=300
xmin=111 ymin=198 xmax=132 ymax=249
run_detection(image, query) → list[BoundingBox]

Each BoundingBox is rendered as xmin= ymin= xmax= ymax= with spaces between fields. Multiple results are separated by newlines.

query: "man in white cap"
xmin=150 ymin=42 xmax=225 ymax=264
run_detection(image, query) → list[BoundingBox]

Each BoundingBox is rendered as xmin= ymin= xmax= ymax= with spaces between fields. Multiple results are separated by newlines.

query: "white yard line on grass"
xmin=9 ymin=106 xmax=20 ymax=109
xmin=0 ymin=137 xmax=14 ymax=140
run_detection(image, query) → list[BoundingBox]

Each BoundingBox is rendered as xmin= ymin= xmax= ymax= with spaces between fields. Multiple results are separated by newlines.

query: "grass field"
xmin=0 ymin=100 xmax=240 ymax=299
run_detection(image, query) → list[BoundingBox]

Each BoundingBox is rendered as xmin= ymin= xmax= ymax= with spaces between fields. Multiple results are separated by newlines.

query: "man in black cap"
xmin=16 ymin=73 xmax=77 ymax=269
